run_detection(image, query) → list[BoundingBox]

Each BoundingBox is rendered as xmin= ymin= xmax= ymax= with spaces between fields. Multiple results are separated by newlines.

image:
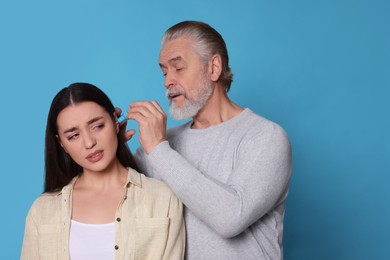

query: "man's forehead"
xmin=160 ymin=38 xmax=193 ymax=57
xmin=159 ymin=44 xmax=188 ymax=64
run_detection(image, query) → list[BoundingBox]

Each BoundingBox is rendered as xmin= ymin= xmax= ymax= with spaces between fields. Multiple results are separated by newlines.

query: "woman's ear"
xmin=56 ymin=135 xmax=68 ymax=153
xmin=209 ymin=54 xmax=223 ymax=82
xmin=113 ymin=112 xmax=120 ymax=134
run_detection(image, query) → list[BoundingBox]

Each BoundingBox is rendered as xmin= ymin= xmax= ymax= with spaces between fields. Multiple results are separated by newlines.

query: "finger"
xmin=127 ymin=101 xmax=159 ymax=118
xmin=130 ymin=101 xmax=160 ymax=114
xmin=126 ymin=106 xmax=152 ymax=120
xmin=125 ymin=111 xmax=144 ymax=123
xmin=150 ymin=100 xmax=165 ymax=115
xmin=124 ymin=129 xmax=136 ymax=142
xmin=115 ymin=107 xmax=122 ymax=117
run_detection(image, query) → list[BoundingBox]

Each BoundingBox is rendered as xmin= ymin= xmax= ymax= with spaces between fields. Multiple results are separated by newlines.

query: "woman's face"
xmin=56 ymin=101 xmax=119 ymax=173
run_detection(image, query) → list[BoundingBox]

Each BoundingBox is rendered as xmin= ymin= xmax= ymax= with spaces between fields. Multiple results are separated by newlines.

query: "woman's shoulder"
xmin=127 ymin=168 xmax=176 ymax=198
xmin=126 ymin=168 xmax=182 ymax=218
xmin=24 ymin=190 xmax=64 ymax=224
xmin=29 ymin=179 xmax=75 ymax=210
xmin=29 ymin=191 xmax=62 ymax=210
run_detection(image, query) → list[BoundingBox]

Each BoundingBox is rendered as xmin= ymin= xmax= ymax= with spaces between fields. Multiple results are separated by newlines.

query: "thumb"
xmin=124 ymin=129 xmax=136 ymax=142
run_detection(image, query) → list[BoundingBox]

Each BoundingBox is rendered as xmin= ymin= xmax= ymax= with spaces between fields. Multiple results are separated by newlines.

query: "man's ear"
xmin=56 ymin=135 xmax=68 ymax=153
xmin=209 ymin=54 xmax=223 ymax=82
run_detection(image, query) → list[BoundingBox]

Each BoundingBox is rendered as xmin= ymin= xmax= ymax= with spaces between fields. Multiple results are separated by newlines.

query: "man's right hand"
xmin=125 ymin=101 xmax=167 ymax=154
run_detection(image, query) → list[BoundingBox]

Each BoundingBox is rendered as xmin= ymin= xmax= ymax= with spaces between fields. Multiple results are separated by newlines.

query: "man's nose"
xmin=164 ymin=73 xmax=176 ymax=89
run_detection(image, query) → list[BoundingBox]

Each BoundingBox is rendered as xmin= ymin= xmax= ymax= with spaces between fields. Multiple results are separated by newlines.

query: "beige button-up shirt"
xmin=21 ymin=168 xmax=185 ymax=260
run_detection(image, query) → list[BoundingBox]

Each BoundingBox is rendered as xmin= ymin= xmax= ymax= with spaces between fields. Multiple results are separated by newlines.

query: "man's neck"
xmin=192 ymin=86 xmax=243 ymax=129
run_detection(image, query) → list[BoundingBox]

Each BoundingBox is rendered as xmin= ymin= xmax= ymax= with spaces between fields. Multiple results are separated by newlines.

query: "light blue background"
xmin=1 ymin=1 xmax=389 ymax=259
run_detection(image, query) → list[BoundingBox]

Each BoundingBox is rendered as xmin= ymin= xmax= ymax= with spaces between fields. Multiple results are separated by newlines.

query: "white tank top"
xmin=70 ymin=220 xmax=115 ymax=260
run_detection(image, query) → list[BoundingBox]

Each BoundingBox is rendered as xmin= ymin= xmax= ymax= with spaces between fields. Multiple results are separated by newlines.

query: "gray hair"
xmin=161 ymin=21 xmax=233 ymax=92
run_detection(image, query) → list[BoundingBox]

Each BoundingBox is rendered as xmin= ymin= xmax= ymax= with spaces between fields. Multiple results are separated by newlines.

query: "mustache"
xmin=166 ymin=87 xmax=186 ymax=98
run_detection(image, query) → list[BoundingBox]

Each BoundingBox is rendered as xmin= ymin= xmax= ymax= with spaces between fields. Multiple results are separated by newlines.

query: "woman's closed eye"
xmin=67 ymin=133 xmax=80 ymax=141
xmin=91 ymin=123 xmax=105 ymax=131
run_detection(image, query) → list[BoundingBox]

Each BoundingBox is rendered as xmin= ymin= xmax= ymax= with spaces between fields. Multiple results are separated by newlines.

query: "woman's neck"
xmin=71 ymin=160 xmax=128 ymax=224
xmin=76 ymin=160 xmax=128 ymax=191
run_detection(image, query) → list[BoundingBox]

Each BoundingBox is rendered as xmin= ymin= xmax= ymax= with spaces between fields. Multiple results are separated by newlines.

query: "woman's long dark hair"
xmin=44 ymin=82 xmax=138 ymax=192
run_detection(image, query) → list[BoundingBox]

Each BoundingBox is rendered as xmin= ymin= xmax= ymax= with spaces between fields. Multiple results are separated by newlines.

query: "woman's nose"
xmin=83 ymin=132 xmax=97 ymax=150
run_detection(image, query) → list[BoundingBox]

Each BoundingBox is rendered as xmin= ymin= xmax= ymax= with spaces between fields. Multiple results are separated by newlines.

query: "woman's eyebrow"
xmin=62 ymin=116 xmax=104 ymax=134
xmin=87 ymin=116 xmax=104 ymax=125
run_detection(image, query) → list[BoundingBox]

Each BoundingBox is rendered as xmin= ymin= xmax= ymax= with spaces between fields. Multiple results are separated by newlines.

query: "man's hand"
xmin=126 ymin=101 xmax=167 ymax=154
xmin=115 ymin=107 xmax=136 ymax=141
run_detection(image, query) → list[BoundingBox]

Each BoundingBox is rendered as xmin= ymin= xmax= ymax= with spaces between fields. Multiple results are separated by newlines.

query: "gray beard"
xmin=169 ymin=80 xmax=213 ymax=120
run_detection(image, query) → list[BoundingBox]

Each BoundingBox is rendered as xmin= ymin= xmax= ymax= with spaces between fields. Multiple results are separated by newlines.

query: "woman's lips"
xmin=86 ymin=150 xmax=104 ymax=163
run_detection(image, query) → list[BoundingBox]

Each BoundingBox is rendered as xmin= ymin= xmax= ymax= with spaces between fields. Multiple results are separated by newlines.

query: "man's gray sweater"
xmin=134 ymin=108 xmax=292 ymax=260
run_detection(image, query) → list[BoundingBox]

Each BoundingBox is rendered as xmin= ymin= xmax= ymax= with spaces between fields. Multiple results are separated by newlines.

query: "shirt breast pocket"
xmin=134 ymin=218 xmax=170 ymax=260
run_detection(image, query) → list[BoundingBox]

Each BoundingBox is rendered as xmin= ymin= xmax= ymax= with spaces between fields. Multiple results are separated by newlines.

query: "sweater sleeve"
xmin=144 ymin=123 xmax=292 ymax=238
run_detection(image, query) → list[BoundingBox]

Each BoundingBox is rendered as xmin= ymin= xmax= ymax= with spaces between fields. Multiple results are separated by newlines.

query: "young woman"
xmin=21 ymin=82 xmax=185 ymax=260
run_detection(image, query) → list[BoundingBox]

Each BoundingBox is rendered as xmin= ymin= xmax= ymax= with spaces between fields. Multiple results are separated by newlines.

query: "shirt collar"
xmin=125 ymin=167 xmax=142 ymax=188
xmin=58 ymin=167 xmax=142 ymax=196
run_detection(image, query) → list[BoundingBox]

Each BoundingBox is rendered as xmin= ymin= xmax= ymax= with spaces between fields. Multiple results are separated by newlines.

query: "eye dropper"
xmin=117 ymin=114 xmax=128 ymax=124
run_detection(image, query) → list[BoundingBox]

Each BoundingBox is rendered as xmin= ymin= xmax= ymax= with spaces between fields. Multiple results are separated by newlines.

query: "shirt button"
xmin=115 ymin=245 xmax=119 ymax=250
xmin=123 ymin=196 xmax=127 ymax=200
xmin=116 ymin=217 xmax=121 ymax=222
